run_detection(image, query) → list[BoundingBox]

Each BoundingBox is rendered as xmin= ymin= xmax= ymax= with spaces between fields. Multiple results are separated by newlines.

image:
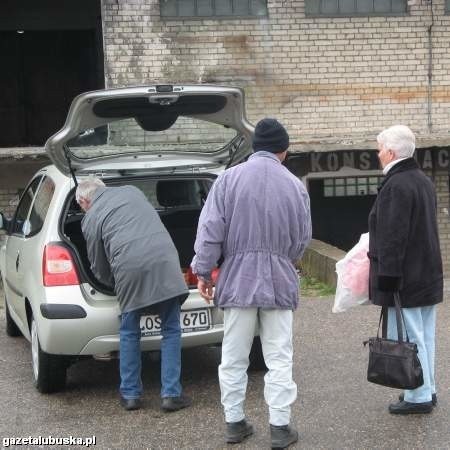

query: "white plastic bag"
xmin=332 ymin=233 xmax=370 ymax=313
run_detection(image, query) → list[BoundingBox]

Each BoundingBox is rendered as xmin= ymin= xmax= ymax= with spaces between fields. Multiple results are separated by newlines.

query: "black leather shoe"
xmin=225 ymin=419 xmax=254 ymax=444
xmin=389 ymin=400 xmax=433 ymax=415
xmin=270 ymin=424 xmax=298 ymax=449
xmin=120 ymin=397 xmax=142 ymax=411
xmin=399 ymin=393 xmax=437 ymax=406
xmin=161 ymin=394 xmax=191 ymax=412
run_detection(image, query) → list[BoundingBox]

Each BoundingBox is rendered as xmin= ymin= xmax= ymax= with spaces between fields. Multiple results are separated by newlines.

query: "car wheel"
xmin=30 ymin=316 xmax=68 ymax=393
xmin=4 ymin=296 xmax=22 ymax=337
xmin=249 ymin=336 xmax=267 ymax=371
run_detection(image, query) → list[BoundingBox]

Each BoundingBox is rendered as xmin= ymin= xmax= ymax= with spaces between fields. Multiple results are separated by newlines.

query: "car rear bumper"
xmin=36 ymin=287 xmax=224 ymax=355
xmin=79 ymin=324 xmax=224 ymax=355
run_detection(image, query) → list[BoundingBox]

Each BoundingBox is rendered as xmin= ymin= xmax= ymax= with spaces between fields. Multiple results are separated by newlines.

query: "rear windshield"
xmin=66 ymin=116 xmax=237 ymax=159
xmin=67 ymin=176 xmax=213 ymax=216
xmin=121 ymin=177 xmax=212 ymax=210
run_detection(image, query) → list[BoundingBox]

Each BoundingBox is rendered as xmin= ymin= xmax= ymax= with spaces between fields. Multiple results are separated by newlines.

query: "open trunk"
xmin=61 ymin=175 xmax=215 ymax=291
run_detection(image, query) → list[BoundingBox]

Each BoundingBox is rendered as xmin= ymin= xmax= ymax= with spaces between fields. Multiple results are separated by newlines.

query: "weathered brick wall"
xmin=3 ymin=1 xmax=450 ymax=273
xmin=101 ymin=0 xmax=450 ymax=146
xmin=434 ymin=172 xmax=450 ymax=273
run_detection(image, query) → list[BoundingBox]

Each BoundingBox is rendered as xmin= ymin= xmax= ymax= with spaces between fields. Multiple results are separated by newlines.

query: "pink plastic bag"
xmin=333 ymin=233 xmax=370 ymax=313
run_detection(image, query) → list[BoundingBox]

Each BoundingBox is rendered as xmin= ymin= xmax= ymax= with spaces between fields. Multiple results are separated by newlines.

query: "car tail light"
xmin=211 ymin=267 xmax=220 ymax=284
xmin=43 ymin=244 xmax=80 ymax=286
xmin=182 ymin=267 xmax=220 ymax=288
xmin=183 ymin=267 xmax=198 ymax=288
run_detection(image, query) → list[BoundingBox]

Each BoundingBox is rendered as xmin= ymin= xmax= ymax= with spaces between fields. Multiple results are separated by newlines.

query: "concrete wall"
xmin=301 ymin=239 xmax=346 ymax=288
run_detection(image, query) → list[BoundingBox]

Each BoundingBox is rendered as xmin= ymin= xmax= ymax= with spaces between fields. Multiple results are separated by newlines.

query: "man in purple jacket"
xmin=191 ymin=118 xmax=312 ymax=449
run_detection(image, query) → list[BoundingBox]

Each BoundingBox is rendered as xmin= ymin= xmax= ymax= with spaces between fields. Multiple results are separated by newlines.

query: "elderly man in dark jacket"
xmin=368 ymin=125 xmax=443 ymax=415
xmin=76 ymin=177 xmax=190 ymax=412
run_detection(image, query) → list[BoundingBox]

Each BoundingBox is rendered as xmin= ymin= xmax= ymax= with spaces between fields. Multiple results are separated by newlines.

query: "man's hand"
xmin=197 ymin=278 xmax=214 ymax=304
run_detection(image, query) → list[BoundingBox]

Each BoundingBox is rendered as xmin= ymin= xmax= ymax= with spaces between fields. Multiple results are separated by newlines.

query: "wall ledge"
xmin=300 ymin=239 xmax=346 ymax=288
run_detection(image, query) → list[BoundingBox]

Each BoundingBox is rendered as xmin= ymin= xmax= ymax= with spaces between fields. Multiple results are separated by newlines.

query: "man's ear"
xmin=78 ymin=197 xmax=89 ymax=211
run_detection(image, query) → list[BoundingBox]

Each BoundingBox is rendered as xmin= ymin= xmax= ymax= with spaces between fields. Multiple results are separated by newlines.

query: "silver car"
xmin=0 ymin=84 xmax=264 ymax=393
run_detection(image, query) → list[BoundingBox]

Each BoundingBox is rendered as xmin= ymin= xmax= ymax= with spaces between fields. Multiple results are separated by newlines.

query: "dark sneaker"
xmin=225 ymin=419 xmax=254 ymax=444
xmin=389 ymin=400 xmax=433 ymax=415
xmin=270 ymin=424 xmax=298 ymax=449
xmin=399 ymin=393 xmax=437 ymax=406
xmin=161 ymin=394 xmax=192 ymax=412
xmin=120 ymin=397 xmax=142 ymax=411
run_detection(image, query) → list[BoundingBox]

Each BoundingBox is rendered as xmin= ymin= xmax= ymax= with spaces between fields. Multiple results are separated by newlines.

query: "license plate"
xmin=140 ymin=308 xmax=211 ymax=337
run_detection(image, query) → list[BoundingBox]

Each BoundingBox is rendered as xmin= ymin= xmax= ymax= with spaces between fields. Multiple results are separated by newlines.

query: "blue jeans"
xmin=119 ymin=298 xmax=182 ymax=399
xmin=387 ymin=305 xmax=436 ymax=404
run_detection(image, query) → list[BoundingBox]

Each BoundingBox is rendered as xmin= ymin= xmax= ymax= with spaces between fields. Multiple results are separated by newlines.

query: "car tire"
xmin=249 ymin=336 xmax=267 ymax=371
xmin=4 ymin=296 xmax=22 ymax=337
xmin=30 ymin=316 xmax=68 ymax=393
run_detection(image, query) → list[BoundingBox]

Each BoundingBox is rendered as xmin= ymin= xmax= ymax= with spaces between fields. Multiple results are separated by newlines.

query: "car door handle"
xmin=16 ymin=253 xmax=20 ymax=271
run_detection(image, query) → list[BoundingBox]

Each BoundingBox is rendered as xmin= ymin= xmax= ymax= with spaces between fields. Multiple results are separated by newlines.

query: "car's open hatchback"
xmin=45 ymin=84 xmax=253 ymax=177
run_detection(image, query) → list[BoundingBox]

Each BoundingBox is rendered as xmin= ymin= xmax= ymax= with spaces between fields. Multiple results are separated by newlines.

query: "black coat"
xmin=368 ymin=158 xmax=443 ymax=308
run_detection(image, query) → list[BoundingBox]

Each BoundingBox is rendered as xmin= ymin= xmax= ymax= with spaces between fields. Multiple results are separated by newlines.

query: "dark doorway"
xmin=309 ymin=177 xmax=379 ymax=251
xmin=0 ymin=29 xmax=103 ymax=146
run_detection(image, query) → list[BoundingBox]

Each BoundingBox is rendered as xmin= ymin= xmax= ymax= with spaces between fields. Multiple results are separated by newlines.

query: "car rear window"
xmin=120 ymin=178 xmax=211 ymax=210
xmin=66 ymin=116 xmax=237 ymax=159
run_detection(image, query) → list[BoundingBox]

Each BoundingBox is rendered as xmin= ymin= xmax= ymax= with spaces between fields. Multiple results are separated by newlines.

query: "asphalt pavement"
xmin=0 ymin=286 xmax=449 ymax=450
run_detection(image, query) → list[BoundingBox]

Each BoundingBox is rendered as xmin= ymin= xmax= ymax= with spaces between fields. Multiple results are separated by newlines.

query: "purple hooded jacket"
xmin=191 ymin=151 xmax=311 ymax=310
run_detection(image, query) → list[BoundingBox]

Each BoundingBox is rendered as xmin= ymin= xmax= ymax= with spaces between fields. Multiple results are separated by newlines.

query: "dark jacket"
xmin=82 ymin=185 xmax=188 ymax=313
xmin=368 ymin=158 xmax=443 ymax=308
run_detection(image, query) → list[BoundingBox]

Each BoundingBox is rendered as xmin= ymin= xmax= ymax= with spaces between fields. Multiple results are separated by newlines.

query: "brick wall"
xmin=99 ymin=0 xmax=450 ymax=272
xmin=434 ymin=172 xmax=450 ymax=273
xmin=101 ymin=0 xmax=450 ymax=146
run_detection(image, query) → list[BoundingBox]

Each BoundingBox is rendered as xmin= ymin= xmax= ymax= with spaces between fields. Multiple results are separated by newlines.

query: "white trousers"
xmin=219 ymin=308 xmax=297 ymax=426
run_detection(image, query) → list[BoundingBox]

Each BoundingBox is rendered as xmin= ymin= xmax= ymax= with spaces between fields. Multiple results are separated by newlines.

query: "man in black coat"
xmin=368 ymin=125 xmax=443 ymax=414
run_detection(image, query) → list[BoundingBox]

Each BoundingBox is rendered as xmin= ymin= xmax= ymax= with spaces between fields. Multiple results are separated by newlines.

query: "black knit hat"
xmin=252 ymin=118 xmax=289 ymax=154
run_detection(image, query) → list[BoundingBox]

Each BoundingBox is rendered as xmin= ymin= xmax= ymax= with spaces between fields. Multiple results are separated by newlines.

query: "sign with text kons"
xmin=285 ymin=148 xmax=450 ymax=176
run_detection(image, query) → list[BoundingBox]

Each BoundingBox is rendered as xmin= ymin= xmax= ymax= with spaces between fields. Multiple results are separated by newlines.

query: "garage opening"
xmin=309 ymin=176 xmax=381 ymax=251
xmin=0 ymin=0 xmax=104 ymax=147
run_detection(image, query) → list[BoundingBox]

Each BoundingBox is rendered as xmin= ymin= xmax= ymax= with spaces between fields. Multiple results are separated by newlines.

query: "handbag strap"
xmin=378 ymin=292 xmax=410 ymax=343
xmin=394 ymin=292 xmax=410 ymax=342
xmin=381 ymin=306 xmax=388 ymax=337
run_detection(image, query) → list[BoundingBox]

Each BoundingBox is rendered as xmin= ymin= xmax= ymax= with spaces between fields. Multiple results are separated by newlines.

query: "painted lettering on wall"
xmin=286 ymin=148 xmax=450 ymax=176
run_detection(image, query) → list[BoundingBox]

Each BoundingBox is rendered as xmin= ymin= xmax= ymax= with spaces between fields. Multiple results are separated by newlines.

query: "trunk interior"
xmin=62 ymin=176 xmax=214 ymax=290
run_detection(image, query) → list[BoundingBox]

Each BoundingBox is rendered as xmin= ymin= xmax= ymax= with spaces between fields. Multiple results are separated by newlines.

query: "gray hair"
xmin=376 ymin=125 xmax=416 ymax=158
xmin=75 ymin=176 xmax=105 ymax=203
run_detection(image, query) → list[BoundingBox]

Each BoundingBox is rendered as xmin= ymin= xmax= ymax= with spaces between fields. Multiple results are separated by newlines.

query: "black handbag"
xmin=364 ymin=292 xmax=423 ymax=390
